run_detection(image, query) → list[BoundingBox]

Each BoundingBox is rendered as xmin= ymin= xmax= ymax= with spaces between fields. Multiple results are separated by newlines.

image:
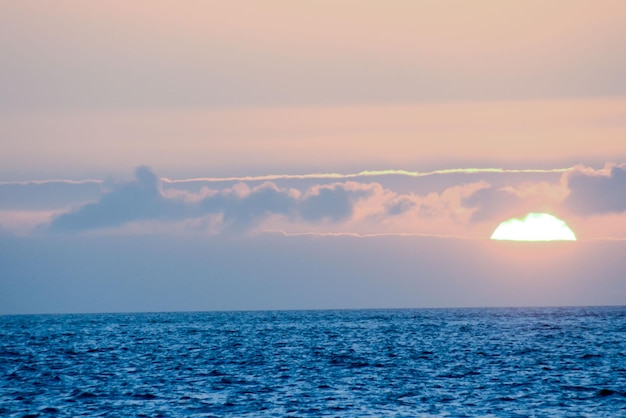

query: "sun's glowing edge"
xmin=490 ymin=213 xmax=577 ymax=242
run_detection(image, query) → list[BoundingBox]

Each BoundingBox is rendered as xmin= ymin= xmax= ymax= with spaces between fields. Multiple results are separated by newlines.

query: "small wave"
xmin=347 ymin=361 xmax=369 ymax=369
xmin=498 ymin=396 xmax=516 ymax=402
xmin=69 ymin=389 xmax=98 ymax=399
xmin=40 ymin=407 xmax=59 ymax=413
xmin=131 ymin=393 xmax=157 ymax=400
xmin=596 ymin=389 xmax=626 ymax=398
xmin=580 ymin=353 xmax=602 ymax=359
xmin=438 ymin=370 xmax=481 ymax=379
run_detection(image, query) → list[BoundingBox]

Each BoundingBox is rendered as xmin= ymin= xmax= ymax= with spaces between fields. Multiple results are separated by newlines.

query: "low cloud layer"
xmin=564 ymin=165 xmax=626 ymax=215
xmin=49 ymin=167 xmax=375 ymax=233
xmin=51 ymin=167 xmax=179 ymax=231
xmin=463 ymin=181 xmax=570 ymax=223
xmin=0 ymin=163 xmax=620 ymax=239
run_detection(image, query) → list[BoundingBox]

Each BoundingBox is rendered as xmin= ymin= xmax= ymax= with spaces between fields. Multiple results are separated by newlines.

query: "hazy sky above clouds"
xmin=1 ymin=1 xmax=626 ymax=314
xmin=2 ymin=0 xmax=626 ymax=111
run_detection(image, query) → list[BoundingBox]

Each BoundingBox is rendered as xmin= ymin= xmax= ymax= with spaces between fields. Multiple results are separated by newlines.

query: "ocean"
xmin=1 ymin=307 xmax=625 ymax=417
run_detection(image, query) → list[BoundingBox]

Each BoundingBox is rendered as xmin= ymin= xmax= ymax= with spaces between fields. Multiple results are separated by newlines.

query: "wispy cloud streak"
xmin=263 ymin=229 xmax=483 ymax=241
xmin=266 ymin=230 xmax=624 ymax=243
xmin=0 ymin=167 xmax=575 ymax=186
xmin=161 ymin=167 xmax=575 ymax=184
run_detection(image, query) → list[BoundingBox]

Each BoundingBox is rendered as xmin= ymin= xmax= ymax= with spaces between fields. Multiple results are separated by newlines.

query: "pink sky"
xmin=1 ymin=1 xmax=625 ymax=313
xmin=2 ymin=99 xmax=626 ymax=180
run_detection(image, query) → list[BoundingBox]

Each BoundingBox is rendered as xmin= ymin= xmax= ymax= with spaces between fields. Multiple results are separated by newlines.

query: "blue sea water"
xmin=1 ymin=307 xmax=626 ymax=417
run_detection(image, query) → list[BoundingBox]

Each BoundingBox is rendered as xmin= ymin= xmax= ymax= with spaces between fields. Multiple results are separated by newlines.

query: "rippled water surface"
xmin=2 ymin=307 xmax=626 ymax=417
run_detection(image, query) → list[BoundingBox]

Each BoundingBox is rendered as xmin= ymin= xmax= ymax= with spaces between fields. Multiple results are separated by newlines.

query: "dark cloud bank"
xmin=462 ymin=186 xmax=522 ymax=222
xmin=50 ymin=166 xmax=370 ymax=232
xmin=461 ymin=164 xmax=626 ymax=221
xmin=44 ymin=164 xmax=626 ymax=233
xmin=564 ymin=165 xmax=626 ymax=215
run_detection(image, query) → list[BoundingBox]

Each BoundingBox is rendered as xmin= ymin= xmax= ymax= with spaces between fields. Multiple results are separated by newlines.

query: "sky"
xmin=1 ymin=1 xmax=626 ymax=314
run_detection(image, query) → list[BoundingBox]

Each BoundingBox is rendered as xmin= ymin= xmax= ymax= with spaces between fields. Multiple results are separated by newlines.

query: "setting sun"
xmin=490 ymin=213 xmax=577 ymax=241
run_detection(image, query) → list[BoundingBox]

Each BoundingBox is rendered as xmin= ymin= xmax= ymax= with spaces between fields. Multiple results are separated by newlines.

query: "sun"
xmin=490 ymin=213 xmax=577 ymax=241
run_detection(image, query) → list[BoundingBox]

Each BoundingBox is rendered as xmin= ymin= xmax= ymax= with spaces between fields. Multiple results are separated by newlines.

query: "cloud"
xmin=463 ymin=180 xmax=570 ymax=222
xmin=564 ymin=164 xmax=626 ymax=215
xmin=43 ymin=164 xmax=625 ymax=236
xmin=198 ymin=183 xmax=298 ymax=230
xmin=1 ymin=166 xmax=572 ymax=212
xmin=300 ymin=183 xmax=371 ymax=222
xmin=49 ymin=167 xmax=376 ymax=232
xmin=462 ymin=186 xmax=521 ymax=222
xmin=386 ymin=197 xmax=416 ymax=216
xmin=195 ymin=181 xmax=371 ymax=230
xmin=50 ymin=166 xmax=183 ymax=231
